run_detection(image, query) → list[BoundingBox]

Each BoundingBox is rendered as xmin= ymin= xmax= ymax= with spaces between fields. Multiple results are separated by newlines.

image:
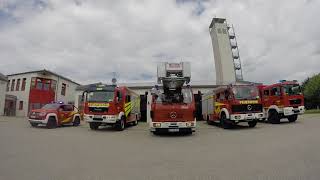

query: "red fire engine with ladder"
xmin=149 ymin=62 xmax=196 ymax=134
xmin=258 ymin=80 xmax=305 ymax=124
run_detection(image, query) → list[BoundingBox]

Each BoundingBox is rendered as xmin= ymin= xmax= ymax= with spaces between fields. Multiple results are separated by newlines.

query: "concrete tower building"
xmin=209 ymin=18 xmax=243 ymax=85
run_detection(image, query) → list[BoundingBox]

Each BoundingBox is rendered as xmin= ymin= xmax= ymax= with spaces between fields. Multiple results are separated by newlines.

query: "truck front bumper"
xmin=29 ymin=118 xmax=48 ymax=124
xmin=149 ymin=121 xmax=196 ymax=132
xmin=283 ymin=106 xmax=305 ymax=116
xmin=230 ymin=113 xmax=264 ymax=121
xmin=84 ymin=114 xmax=118 ymax=124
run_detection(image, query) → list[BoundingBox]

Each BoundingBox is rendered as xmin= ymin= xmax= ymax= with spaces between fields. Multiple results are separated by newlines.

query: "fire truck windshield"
xmin=87 ymin=91 xmax=114 ymax=102
xmin=155 ymin=88 xmax=193 ymax=104
xmin=232 ymin=86 xmax=259 ymax=100
xmin=283 ymin=84 xmax=301 ymax=95
xmin=41 ymin=104 xmax=60 ymax=110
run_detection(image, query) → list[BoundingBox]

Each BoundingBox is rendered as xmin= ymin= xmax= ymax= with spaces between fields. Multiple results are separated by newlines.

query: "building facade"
xmin=0 ymin=73 xmax=8 ymax=116
xmin=5 ymin=70 xmax=80 ymax=117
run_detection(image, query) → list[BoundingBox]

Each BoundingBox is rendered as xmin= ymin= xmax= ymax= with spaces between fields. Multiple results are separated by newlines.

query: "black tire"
xmin=89 ymin=122 xmax=100 ymax=130
xmin=248 ymin=120 xmax=257 ymax=128
xmin=220 ymin=113 xmax=231 ymax=129
xmin=268 ymin=111 xmax=280 ymax=124
xmin=73 ymin=116 xmax=81 ymax=126
xmin=115 ymin=116 xmax=125 ymax=131
xmin=46 ymin=117 xmax=57 ymax=129
xmin=152 ymin=130 xmax=160 ymax=135
xmin=30 ymin=122 xmax=38 ymax=127
xmin=288 ymin=114 xmax=298 ymax=122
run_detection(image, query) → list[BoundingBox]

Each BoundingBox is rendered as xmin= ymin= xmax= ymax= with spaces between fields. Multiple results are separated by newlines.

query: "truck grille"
xmin=231 ymin=104 xmax=262 ymax=113
xmin=290 ymin=99 xmax=302 ymax=105
xmin=89 ymin=107 xmax=108 ymax=113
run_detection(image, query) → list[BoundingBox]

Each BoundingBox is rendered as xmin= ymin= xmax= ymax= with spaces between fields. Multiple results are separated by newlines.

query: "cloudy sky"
xmin=0 ymin=0 xmax=319 ymax=85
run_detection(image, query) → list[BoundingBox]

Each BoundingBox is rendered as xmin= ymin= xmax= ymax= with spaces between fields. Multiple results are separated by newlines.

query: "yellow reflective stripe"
xmin=124 ymin=102 xmax=132 ymax=117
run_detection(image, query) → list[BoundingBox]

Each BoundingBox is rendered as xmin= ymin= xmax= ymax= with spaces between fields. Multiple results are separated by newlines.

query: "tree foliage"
xmin=302 ymin=73 xmax=320 ymax=109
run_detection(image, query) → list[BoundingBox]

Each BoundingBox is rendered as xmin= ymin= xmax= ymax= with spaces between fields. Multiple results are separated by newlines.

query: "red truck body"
xmin=82 ymin=84 xmax=140 ymax=131
xmin=258 ymin=81 xmax=305 ymax=123
xmin=202 ymin=84 xmax=264 ymax=129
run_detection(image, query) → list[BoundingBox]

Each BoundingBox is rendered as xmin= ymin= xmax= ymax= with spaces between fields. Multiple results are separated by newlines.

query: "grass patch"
xmin=305 ymin=109 xmax=320 ymax=114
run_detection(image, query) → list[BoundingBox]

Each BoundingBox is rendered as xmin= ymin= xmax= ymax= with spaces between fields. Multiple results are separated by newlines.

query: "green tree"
xmin=303 ymin=73 xmax=320 ymax=109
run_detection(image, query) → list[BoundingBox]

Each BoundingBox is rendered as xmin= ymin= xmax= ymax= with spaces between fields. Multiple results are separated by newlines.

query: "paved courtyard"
xmin=0 ymin=114 xmax=320 ymax=180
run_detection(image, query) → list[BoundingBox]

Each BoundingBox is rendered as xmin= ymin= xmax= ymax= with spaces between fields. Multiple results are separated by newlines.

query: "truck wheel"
xmin=268 ymin=111 xmax=280 ymax=124
xmin=73 ymin=116 xmax=81 ymax=126
xmin=220 ymin=113 xmax=231 ymax=129
xmin=89 ymin=122 xmax=100 ymax=130
xmin=248 ymin=120 xmax=257 ymax=128
xmin=116 ymin=116 xmax=125 ymax=131
xmin=30 ymin=122 xmax=38 ymax=127
xmin=46 ymin=117 xmax=57 ymax=129
xmin=288 ymin=115 xmax=298 ymax=122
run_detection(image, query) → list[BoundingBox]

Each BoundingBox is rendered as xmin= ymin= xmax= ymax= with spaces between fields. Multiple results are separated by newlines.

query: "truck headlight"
xmin=153 ymin=123 xmax=161 ymax=127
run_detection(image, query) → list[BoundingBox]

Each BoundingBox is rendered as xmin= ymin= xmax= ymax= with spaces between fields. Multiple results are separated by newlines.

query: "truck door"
xmin=262 ymin=89 xmax=270 ymax=107
xmin=270 ymin=87 xmax=281 ymax=106
xmin=59 ymin=105 xmax=74 ymax=124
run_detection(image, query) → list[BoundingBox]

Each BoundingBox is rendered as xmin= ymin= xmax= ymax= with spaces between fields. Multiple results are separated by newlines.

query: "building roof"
xmin=0 ymin=73 xmax=8 ymax=81
xmin=7 ymin=69 xmax=80 ymax=85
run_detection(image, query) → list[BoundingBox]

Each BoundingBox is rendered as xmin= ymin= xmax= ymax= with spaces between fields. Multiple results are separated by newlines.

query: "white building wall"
xmin=6 ymin=73 xmax=33 ymax=117
xmin=55 ymin=78 xmax=78 ymax=104
xmin=7 ymin=72 xmax=79 ymax=117
xmin=0 ymin=80 xmax=7 ymax=116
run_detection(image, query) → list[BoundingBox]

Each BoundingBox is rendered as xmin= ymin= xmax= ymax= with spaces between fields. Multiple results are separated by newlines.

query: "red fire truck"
xmin=82 ymin=84 xmax=140 ymax=130
xmin=202 ymin=84 xmax=264 ymax=129
xmin=258 ymin=80 xmax=305 ymax=124
xmin=149 ymin=62 xmax=196 ymax=134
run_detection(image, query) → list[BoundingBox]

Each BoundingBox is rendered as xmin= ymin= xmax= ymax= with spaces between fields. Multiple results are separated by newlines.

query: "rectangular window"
xmin=19 ymin=101 xmax=23 ymax=110
xmin=61 ymin=83 xmax=66 ymax=96
xmin=21 ymin=78 xmax=26 ymax=91
xmin=11 ymin=79 xmax=15 ymax=91
xmin=222 ymin=29 xmax=227 ymax=34
xmin=126 ymin=95 xmax=131 ymax=103
xmin=271 ymin=87 xmax=280 ymax=96
xmin=6 ymin=80 xmax=10 ymax=91
xmin=31 ymin=77 xmax=36 ymax=89
xmin=16 ymin=79 xmax=20 ymax=91
xmin=43 ymin=80 xmax=50 ymax=91
xmin=36 ymin=78 xmax=43 ymax=90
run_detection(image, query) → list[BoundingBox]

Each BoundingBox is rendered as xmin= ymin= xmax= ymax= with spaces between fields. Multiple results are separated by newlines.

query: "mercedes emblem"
xmin=170 ymin=112 xmax=177 ymax=119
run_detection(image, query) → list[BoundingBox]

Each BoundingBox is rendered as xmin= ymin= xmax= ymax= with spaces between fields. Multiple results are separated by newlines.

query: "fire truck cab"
xmin=28 ymin=102 xmax=81 ymax=129
xmin=82 ymin=84 xmax=140 ymax=131
xmin=202 ymin=84 xmax=264 ymax=129
xmin=150 ymin=62 xmax=196 ymax=134
xmin=258 ymin=80 xmax=305 ymax=124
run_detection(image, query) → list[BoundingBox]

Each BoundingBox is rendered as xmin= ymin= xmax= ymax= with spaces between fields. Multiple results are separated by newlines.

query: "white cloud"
xmin=0 ymin=0 xmax=319 ymax=85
